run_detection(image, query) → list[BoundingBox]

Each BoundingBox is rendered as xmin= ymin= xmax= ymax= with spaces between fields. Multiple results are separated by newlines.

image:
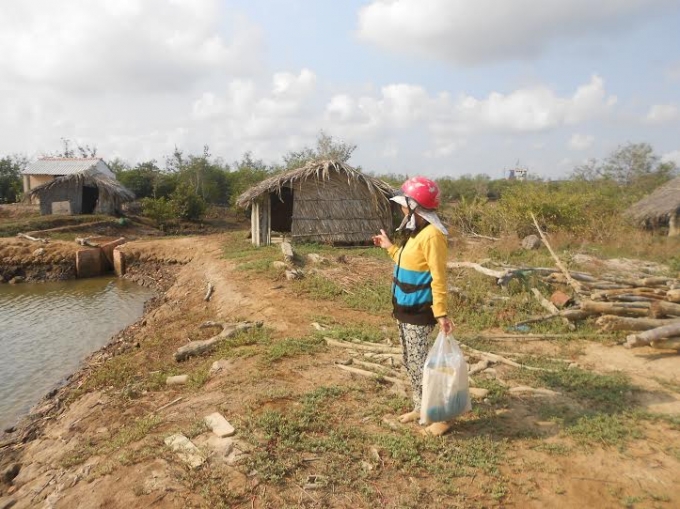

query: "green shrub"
xmin=141 ymin=197 xmax=175 ymax=230
xmin=171 ymin=183 xmax=206 ymax=221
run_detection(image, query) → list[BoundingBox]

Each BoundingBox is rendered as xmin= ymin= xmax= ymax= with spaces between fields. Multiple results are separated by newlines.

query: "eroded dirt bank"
xmin=1 ymin=233 xmax=679 ymax=509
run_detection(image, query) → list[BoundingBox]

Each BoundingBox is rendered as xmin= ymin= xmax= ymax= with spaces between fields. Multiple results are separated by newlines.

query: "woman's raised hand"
xmin=372 ymin=229 xmax=393 ymax=249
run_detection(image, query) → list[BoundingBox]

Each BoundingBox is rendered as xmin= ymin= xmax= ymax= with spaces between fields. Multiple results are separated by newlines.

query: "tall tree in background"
xmin=282 ymin=131 xmax=357 ymax=169
xmin=0 ymin=155 xmax=26 ymax=203
xmin=572 ymin=142 xmax=677 ymax=194
xmin=48 ymin=138 xmax=98 ymax=158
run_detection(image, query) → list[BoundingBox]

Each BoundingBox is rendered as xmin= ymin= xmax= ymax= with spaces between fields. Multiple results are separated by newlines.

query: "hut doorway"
xmin=270 ymin=187 xmax=293 ymax=233
xmin=82 ymin=186 xmax=99 ymax=214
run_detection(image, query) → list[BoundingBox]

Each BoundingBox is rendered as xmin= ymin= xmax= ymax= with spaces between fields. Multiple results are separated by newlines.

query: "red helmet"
xmin=401 ymin=176 xmax=440 ymax=210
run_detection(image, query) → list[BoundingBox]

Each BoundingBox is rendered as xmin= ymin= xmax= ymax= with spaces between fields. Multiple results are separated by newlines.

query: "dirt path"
xmin=1 ymin=233 xmax=679 ymax=509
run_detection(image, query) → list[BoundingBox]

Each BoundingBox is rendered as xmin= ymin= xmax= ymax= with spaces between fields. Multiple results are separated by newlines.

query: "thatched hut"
xmin=26 ymin=159 xmax=134 ymax=215
xmin=626 ymin=176 xmax=680 ymax=236
xmin=236 ymin=160 xmax=395 ymax=246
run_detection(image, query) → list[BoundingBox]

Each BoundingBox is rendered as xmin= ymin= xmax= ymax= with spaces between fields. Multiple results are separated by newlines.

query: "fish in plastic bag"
xmin=420 ymin=332 xmax=471 ymax=425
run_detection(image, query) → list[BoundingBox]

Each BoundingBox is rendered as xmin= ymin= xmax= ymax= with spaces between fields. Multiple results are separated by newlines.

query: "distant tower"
xmin=507 ymin=165 xmax=528 ymax=181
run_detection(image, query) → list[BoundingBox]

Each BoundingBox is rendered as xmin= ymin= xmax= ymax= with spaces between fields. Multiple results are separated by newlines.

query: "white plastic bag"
xmin=420 ymin=332 xmax=471 ymax=425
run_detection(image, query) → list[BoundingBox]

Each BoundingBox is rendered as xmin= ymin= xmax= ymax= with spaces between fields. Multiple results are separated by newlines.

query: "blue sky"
xmin=0 ymin=0 xmax=678 ymax=179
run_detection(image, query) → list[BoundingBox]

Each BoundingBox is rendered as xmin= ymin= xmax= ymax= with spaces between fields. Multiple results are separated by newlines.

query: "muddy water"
xmin=0 ymin=278 xmax=153 ymax=430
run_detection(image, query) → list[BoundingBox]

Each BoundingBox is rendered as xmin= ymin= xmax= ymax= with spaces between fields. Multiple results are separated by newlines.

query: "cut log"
xmin=580 ymin=300 xmax=650 ymax=317
xmin=596 ymin=315 xmax=680 ymax=332
xmin=650 ymin=301 xmax=680 ymax=318
xmin=174 ymin=321 xmax=262 ymax=361
xmin=667 ymin=289 xmax=680 ymax=303
xmin=515 ymin=308 xmax=591 ymax=327
xmin=650 ymin=337 xmax=680 ymax=350
xmin=591 ymin=288 xmax=667 ymax=301
xmin=624 ymin=323 xmax=680 ymax=348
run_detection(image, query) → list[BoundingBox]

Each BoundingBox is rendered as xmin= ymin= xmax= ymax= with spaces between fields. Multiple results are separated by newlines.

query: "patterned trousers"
xmin=398 ymin=322 xmax=435 ymax=410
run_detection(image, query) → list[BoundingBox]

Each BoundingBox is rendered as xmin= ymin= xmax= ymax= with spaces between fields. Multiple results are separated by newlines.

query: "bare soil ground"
xmin=1 ymin=229 xmax=679 ymax=508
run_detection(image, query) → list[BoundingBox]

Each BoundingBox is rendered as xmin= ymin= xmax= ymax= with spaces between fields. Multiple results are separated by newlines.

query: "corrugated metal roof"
xmin=22 ymin=158 xmax=103 ymax=176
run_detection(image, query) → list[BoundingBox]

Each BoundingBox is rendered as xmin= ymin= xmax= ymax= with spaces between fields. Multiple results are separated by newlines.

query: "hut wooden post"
xmin=251 ymin=195 xmax=271 ymax=246
xmin=670 ymin=212 xmax=679 ymax=237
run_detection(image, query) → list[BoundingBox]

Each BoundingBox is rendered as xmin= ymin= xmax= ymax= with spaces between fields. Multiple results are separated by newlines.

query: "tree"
xmin=47 ymin=138 xmax=98 ymax=158
xmin=282 ymin=131 xmax=357 ymax=169
xmin=571 ymin=142 xmax=677 ymax=193
xmin=225 ymin=151 xmax=273 ymax=207
xmin=0 ymin=155 xmax=27 ymax=203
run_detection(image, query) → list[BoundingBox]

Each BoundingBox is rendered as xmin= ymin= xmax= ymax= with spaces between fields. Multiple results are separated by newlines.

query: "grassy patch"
xmin=565 ymin=413 xmax=640 ymax=447
xmin=263 ymin=335 xmax=326 ymax=363
xmin=513 ymin=366 xmax=634 ymax=413
xmin=342 ymin=279 xmax=392 ymax=313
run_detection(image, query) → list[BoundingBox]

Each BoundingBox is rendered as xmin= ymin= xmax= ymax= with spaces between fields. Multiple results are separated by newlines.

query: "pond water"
xmin=0 ymin=278 xmax=154 ymax=430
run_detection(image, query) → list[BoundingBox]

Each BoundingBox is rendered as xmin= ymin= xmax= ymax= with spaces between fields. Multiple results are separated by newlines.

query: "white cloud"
xmin=0 ymin=0 xmax=263 ymax=94
xmin=645 ymin=104 xmax=679 ymax=124
xmin=661 ymin=150 xmax=680 ymax=166
xmin=356 ymin=0 xmax=678 ymax=65
xmin=569 ymin=133 xmax=595 ymax=150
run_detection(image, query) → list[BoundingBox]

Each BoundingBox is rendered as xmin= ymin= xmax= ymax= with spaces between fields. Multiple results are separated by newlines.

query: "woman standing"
xmin=373 ymin=176 xmax=454 ymax=436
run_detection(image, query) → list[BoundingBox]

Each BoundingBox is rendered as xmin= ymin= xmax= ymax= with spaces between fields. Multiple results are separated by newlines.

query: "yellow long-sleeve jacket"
xmin=387 ymin=224 xmax=448 ymax=325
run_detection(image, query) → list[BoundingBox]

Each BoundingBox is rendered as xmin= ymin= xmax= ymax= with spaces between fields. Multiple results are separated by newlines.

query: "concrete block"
xmin=76 ymin=248 xmax=102 ymax=278
xmin=164 ymin=434 xmax=204 ymax=469
xmin=113 ymin=248 xmax=126 ymax=276
xmin=100 ymin=237 xmax=126 ymax=270
xmin=204 ymin=412 xmax=235 ymax=438
xmin=51 ymin=201 xmax=71 ymax=215
xmin=166 ymin=375 xmax=189 ymax=386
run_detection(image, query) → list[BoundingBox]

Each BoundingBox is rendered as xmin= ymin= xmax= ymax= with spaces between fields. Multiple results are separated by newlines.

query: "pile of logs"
xmin=449 ymin=261 xmax=680 ymax=351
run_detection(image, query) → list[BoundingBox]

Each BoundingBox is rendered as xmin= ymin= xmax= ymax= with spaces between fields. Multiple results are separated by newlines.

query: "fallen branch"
xmin=624 ymin=323 xmax=680 ymax=348
xmin=460 ymin=344 xmax=554 ymax=372
xmin=335 ymin=364 xmax=404 ymax=384
xmin=351 ymin=359 xmax=405 ymax=379
xmin=324 ymin=337 xmax=401 ymax=354
xmin=17 ymin=232 xmax=49 ymax=244
xmin=530 ymin=213 xmax=583 ymax=296
xmin=204 ymin=282 xmax=214 ymax=302
xmin=446 ymin=261 xmax=508 ymax=279
xmin=174 ymin=321 xmax=262 ymax=361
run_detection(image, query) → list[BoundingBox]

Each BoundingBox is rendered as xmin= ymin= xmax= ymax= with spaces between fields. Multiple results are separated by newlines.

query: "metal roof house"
xmin=22 ymin=158 xmax=134 ymax=215
xmin=236 ymin=159 xmax=395 ymax=246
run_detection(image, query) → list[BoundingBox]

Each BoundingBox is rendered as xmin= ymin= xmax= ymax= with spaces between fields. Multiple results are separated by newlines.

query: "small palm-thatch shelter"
xmin=236 ymin=160 xmax=395 ymax=246
xmin=25 ymin=158 xmax=134 ymax=215
xmin=626 ymin=176 xmax=680 ymax=236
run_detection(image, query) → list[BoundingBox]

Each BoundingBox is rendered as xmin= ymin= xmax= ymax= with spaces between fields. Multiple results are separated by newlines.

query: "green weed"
xmin=565 ymin=413 xmax=640 ymax=447
xmin=263 ymin=336 xmax=325 ymax=363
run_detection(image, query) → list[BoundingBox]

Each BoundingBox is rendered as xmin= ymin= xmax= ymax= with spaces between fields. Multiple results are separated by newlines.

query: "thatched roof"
xmin=29 ymin=170 xmax=135 ymax=203
xmin=236 ymin=159 xmax=394 ymax=208
xmin=626 ymin=176 xmax=680 ymax=225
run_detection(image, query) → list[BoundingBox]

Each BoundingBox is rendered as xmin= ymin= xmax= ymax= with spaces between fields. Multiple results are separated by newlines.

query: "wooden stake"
xmin=530 ymin=213 xmax=583 ymax=296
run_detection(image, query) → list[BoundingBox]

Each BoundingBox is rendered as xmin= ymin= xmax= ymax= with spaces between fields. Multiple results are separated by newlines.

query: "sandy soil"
xmin=1 ymin=232 xmax=679 ymax=508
